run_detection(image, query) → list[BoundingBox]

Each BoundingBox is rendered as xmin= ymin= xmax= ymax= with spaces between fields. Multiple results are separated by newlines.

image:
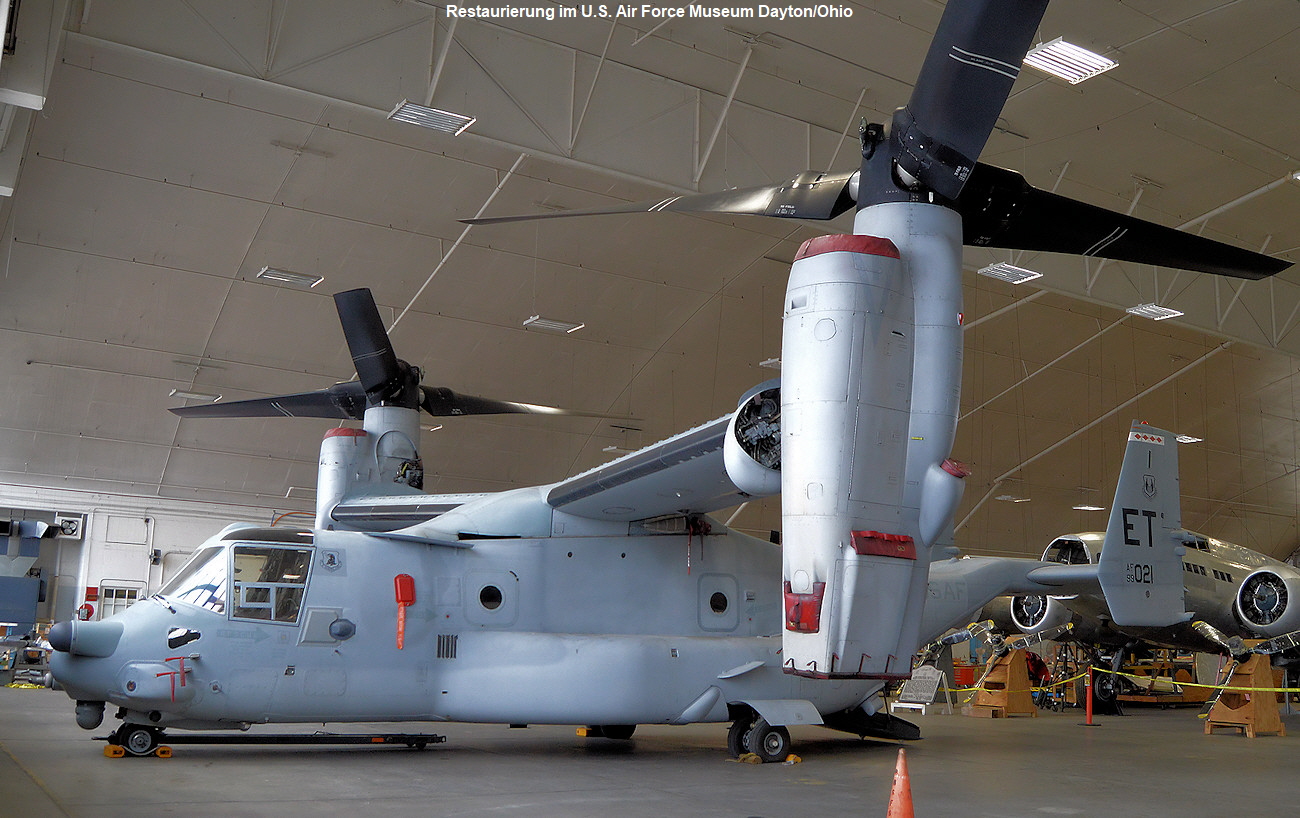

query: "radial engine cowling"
xmin=723 ymin=380 xmax=781 ymax=498
xmin=1235 ymin=568 xmax=1300 ymax=636
xmin=1009 ymin=594 xmax=1074 ymax=636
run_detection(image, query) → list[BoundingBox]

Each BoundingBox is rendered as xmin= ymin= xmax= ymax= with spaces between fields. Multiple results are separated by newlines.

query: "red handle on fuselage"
xmin=395 ymin=574 xmax=415 ymax=650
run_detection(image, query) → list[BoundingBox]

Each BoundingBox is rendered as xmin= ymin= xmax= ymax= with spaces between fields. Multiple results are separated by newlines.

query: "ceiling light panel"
xmin=977 ymin=262 xmax=1043 ymax=284
xmin=1126 ymin=303 xmax=1184 ymax=321
xmin=387 ymin=100 xmax=476 ymax=135
xmin=523 ymin=315 xmax=585 ymax=333
xmin=257 ymin=267 xmax=323 ymax=288
xmin=170 ymin=388 xmax=221 ymax=402
xmin=1024 ymin=38 xmax=1117 ymax=84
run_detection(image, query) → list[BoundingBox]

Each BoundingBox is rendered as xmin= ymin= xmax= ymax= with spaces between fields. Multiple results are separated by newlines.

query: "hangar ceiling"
xmin=1 ymin=0 xmax=1299 ymax=561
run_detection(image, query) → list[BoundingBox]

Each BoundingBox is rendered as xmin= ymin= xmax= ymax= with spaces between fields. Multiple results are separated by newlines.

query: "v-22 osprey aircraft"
xmin=48 ymin=288 xmax=1109 ymax=760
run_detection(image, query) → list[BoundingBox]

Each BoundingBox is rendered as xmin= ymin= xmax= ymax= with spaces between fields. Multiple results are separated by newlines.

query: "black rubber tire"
xmin=119 ymin=725 xmax=160 ymax=757
xmin=597 ymin=724 xmax=636 ymax=741
xmin=743 ymin=718 xmax=791 ymax=763
xmin=726 ymin=717 xmax=754 ymax=758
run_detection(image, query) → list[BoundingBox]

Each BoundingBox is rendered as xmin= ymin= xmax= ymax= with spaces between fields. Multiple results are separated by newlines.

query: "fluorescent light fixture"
xmin=257 ymin=266 xmax=324 ymax=288
xmin=1073 ymin=504 xmax=1106 ymax=511
xmin=428 ymin=424 xmax=444 ymax=433
xmin=602 ymin=445 xmax=635 ymax=455
xmin=759 ymin=358 xmax=782 ymax=369
xmin=523 ymin=315 xmax=585 ymax=334
xmin=977 ymin=262 xmax=1043 ymax=284
xmin=1176 ymin=435 xmax=1203 ymax=444
xmin=1024 ymin=38 xmax=1117 ymax=84
xmin=995 ymin=494 xmax=1031 ymax=503
xmin=387 ymin=99 xmax=476 ymax=135
xmin=169 ymin=388 xmax=222 ymax=402
xmin=1126 ymin=303 xmax=1184 ymax=321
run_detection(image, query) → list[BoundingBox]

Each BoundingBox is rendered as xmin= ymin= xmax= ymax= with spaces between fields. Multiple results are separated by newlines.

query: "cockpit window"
xmin=231 ymin=546 xmax=312 ymax=624
xmin=1043 ymin=538 xmax=1091 ymax=565
xmin=158 ymin=545 xmax=228 ymax=614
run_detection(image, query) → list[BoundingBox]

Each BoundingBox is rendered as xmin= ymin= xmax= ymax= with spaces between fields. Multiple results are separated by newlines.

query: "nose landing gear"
xmin=112 ymin=724 xmax=164 ymax=757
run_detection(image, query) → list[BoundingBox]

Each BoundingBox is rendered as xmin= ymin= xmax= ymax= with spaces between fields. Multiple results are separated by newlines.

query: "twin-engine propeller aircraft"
xmin=1006 ymin=434 xmax=1300 ymax=667
xmin=52 ymin=288 xmax=1120 ymax=759
xmin=49 ymin=0 xmax=1290 ymax=759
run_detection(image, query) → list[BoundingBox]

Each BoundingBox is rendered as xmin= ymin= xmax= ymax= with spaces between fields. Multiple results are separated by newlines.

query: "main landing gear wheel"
xmin=115 ymin=724 xmax=162 ymax=757
xmin=726 ymin=716 xmax=754 ymax=758
xmin=743 ymin=718 xmax=791 ymax=763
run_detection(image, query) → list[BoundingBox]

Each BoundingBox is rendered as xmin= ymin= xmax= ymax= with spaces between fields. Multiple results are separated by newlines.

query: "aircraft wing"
xmin=1024 ymin=563 xmax=1101 ymax=595
xmin=546 ymin=415 xmax=757 ymax=522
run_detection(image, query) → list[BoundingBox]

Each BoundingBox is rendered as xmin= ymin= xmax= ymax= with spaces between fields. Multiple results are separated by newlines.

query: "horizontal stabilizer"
xmin=957 ymin=163 xmax=1289 ymax=280
xmin=463 ymin=171 xmax=857 ymax=226
xmin=1096 ymin=422 xmax=1192 ymax=627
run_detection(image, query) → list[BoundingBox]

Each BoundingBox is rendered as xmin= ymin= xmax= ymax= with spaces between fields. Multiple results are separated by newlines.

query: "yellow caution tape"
xmin=939 ymin=666 xmax=1300 ymax=696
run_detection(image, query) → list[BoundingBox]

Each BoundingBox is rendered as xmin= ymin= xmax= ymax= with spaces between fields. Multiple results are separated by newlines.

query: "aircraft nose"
xmin=46 ymin=619 xmax=124 ymax=657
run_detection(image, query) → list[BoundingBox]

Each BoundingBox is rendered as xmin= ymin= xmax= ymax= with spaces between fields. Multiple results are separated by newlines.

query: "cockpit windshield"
xmin=157 ymin=545 xmax=228 ymax=614
xmin=1043 ymin=538 xmax=1092 ymax=565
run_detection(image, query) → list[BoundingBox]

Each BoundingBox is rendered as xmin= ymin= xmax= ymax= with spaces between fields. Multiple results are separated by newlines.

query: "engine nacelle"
xmin=723 ymin=380 xmax=781 ymax=498
xmin=1235 ymin=568 xmax=1300 ymax=636
xmin=1009 ymin=594 xmax=1074 ymax=635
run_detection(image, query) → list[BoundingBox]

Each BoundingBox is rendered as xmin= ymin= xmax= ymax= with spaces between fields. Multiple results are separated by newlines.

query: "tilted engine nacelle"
xmin=778 ymin=212 xmax=966 ymax=680
xmin=723 ymin=380 xmax=782 ymax=497
xmin=1235 ymin=567 xmax=1300 ymax=636
xmin=1008 ymin=594 xmax=1074 ymax=636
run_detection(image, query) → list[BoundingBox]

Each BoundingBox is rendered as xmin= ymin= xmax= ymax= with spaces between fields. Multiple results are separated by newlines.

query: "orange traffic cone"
xmin=886 ymin=747 xmax=914 ymax=818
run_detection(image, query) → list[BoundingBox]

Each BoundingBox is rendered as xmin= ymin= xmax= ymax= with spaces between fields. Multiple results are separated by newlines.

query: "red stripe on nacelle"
xmin=794 ymin=234 xmax=901 ymax=262
xmin=324 ymin=428 xmax=368 ymax=439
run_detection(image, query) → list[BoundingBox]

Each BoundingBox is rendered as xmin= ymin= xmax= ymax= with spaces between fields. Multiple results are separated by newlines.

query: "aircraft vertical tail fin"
xmin=1096 ymin=422 xmax=1191 ymax=627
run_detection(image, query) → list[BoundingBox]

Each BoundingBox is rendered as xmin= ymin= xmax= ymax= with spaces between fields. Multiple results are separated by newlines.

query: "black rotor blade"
xmin=420 ymin=386 xmax=626 ymax=419
xmin=463 ymin=171 xmax=857 ymax=226
xmin=890 ymin=0 xmax=1049 ymax=200
xmin=169 ymin=383 xmax=368 ymax=421
xmin=956 ymin=163 xmax=1290 ymax=280
xmin=334 ymin=289 xmax=402 ymax=395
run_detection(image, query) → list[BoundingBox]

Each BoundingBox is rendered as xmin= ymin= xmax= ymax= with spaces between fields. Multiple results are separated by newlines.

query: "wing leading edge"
xmin=547 ymin=414 xmax=760 ymax=522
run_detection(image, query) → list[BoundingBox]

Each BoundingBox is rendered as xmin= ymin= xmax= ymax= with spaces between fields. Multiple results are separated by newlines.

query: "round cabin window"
xmin=709 ymin=591 xmax=728 ymax=614
xmin=480 ymin=585 xmax=503 ymax=611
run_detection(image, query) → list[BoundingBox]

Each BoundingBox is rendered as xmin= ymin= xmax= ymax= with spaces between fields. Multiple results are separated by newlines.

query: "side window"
xmin=159 ymin=546 xmax=227 ymax=614
xmin=231 ymin=546 xmax=313 ymax=624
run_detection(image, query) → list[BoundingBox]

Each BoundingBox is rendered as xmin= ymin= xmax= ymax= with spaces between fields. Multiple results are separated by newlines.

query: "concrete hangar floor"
xmin=1 ymin=687 xmax=1295 ymax=818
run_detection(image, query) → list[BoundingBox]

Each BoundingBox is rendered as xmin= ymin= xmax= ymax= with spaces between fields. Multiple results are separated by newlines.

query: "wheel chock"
xmin=575 ymin=727 xmax=591 ymax=737
xmin=783 ymin=754 xmax=802 ymax=764
xmin=736 ymin=752 xmax=763 ymax=764
xmin=155 ymin=746 xmax=173 ymax=758
xmin=103 ymin=744 xmax=125 ymax=758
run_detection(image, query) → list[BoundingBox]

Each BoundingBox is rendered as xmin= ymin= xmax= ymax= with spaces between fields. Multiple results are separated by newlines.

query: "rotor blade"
xmin=957 ymin=163 xmax=1290 ymax=280
xmin=462 ymin=171 xmax=857 ymax=226
xmin=170 ymin=383 xmax=367 ymax=421
xmin=420 ymin=386 xmax=626 ymax=419
xmin=334 ymin=289 xmax=402 ymax=394
xmin=891 ymin=0 xmax=1049 ymax=199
